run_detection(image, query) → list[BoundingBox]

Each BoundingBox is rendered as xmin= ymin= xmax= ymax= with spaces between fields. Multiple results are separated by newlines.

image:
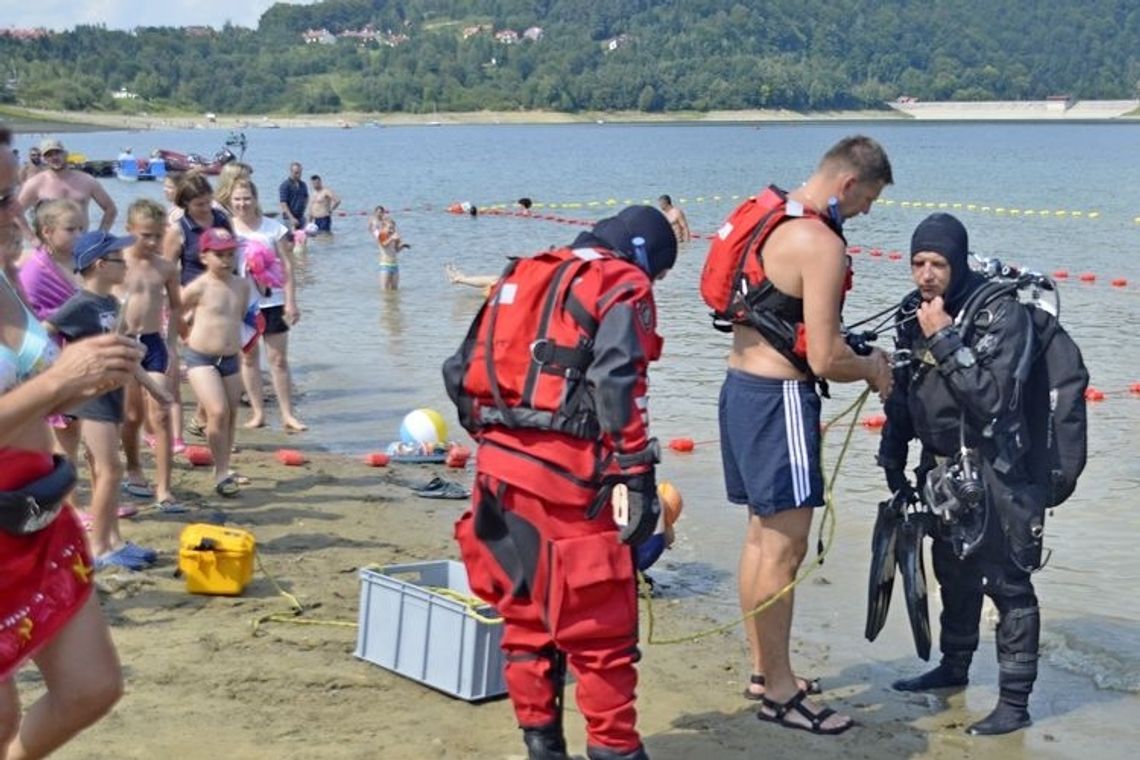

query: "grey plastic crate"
xmin=355 ymin=560 xmax=507 ymax=701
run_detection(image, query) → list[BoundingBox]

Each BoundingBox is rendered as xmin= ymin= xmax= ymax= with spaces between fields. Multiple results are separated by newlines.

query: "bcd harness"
xmin=700 ymin=185 xmax=849 ymax=390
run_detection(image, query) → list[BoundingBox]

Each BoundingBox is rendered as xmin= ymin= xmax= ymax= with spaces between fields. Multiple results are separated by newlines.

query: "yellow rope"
xmin=249 ymin=549 xmax=359 ymax=634
xmin=642 ymin=388 xmax=871 ymax=645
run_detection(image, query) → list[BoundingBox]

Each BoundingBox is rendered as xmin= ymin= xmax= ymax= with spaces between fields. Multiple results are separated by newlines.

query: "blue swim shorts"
xmin=718 ymin=369 xmax=824 ymax=516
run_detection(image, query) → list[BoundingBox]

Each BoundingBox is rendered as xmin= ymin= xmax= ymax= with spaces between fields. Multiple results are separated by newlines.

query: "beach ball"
xmin=399 ymin=408 xmax=448 ymax=445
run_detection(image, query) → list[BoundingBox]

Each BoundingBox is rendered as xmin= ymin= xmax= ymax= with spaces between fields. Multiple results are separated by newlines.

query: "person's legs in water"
xmin=5 ymin=595 xmax=123 ymax=758
xmin=82 ymin=420 xmax=126 ymax=558
xmin=264 ymin=331 xmax=306 ymax=431
xmin=239 ymin=340 xmax=266 ymax=429
xmin=743 ymin=509 xmax=852 ymax=733
xmin=893 ymin=535 xmax=981 ymax=691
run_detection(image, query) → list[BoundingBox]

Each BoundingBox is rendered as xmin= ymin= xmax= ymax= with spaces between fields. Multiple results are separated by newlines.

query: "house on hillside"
xmin=603 ymin=34 xmax=631 ymax=52
xmin=495 ymin=29 xmax=520 ymax=44
xmin=340 ymin=25 xmax=380 ymax=44
xmin=112 ymin=87 xmax=139 ymax=100
xmin=0 ymin=27 xmax=51 ymax=40
xmin=302 ymin=28 xmax=336 ymax=45
xmin=184 ymin=26 xmax=213 ymax=37
xmin=523 ymin=26 xmax=544 ymax=42
xmin=462 ymin=25 xmax=490 ymax=39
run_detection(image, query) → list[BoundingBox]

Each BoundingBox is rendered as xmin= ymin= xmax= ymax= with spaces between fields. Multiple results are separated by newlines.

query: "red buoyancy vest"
xmin=444 ymin=246 xmax=661 ymax=503
xmin=700 ymin=185 xmax=851 ymax=375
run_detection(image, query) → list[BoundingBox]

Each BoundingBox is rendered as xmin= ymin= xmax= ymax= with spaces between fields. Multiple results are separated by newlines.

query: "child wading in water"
xmin=119 ymin=199 xmax=188 ymax=512
xmin=180 ymin=228 xmax=253 ymax=498
xmin=368 ymin=206 xmax=410 ymax=290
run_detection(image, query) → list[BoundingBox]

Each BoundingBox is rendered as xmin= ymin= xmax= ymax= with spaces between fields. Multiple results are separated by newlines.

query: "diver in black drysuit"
xmin=876 ymin=213 xmax=1048 ymax=736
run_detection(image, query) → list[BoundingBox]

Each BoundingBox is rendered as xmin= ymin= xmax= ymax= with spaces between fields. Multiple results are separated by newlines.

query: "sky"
xmin=3 ymin=0 xmax=319 ymax=32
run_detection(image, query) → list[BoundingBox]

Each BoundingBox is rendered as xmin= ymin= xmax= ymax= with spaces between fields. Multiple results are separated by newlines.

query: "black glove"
xmin=616 ymin=470 xmax=661 ymax=547
xmin=884 ymin=468 xmax=917 ymax=504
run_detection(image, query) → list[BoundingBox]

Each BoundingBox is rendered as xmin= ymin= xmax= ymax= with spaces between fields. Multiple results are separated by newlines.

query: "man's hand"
xmin=46 ymin=334 xmax=143 ymax=409
xmin=611 ymin=472 xmax=661 ymax=547
xmin=917 ymin=296 xmax=953 ymax=337
xmin=865 ymin=347 xmax=894 ymax=401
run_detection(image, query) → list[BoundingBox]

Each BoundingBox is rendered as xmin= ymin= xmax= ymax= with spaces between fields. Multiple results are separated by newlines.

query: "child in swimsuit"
xmin=369 ymin=206 xmax=409 ymax=290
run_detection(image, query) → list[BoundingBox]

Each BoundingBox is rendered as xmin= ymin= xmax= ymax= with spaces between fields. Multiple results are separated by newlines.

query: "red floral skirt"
xmin=0 ymin=448 xmax=93 ymax=680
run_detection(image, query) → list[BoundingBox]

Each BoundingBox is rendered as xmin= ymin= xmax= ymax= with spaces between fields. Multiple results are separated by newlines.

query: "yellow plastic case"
xmin=178 ymin=524 xmax=256 ymax=596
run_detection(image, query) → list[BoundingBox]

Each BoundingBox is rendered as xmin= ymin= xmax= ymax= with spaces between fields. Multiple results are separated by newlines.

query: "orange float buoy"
xmin=1111 ymin=278 xmax=1128 ymax=287
xmin=887 ymin=250 xmax=902 ymax=261
xmin=1129 ymin=382 xmax=1140 ymax=395
xmin=1052 ymin=269 xmax=1069 ymax=279
xmin=364 ymin=452 xmax=390 ymax=467
xmin=869 ymin=248 xmax=883 ymax=258
xmin=848 ymin=245 xmax=863 ymax=254
xmin=445 ymin=445 xmax=472 ymax=468
xmin=1079 ymin=272 xmax=1096 ymax=283
xmin=657 ymin=481 xmax=684 ymax=526
xmin=275 ymin=448 xmax=307 ymax=466
xmin=861 ymin=414 xmax=887 ymax=430
xmin=184 ymin=445 xmax=213 ymax=467
xmin=668 ymin=437 xmax=695 ymax=453
xmin=1084 ymin=387 xmax=1105 ymax=402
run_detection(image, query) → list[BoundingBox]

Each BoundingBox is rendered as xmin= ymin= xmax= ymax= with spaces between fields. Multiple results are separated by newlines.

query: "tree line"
xmin=2 ymin=0 xmax=1138 ymax=115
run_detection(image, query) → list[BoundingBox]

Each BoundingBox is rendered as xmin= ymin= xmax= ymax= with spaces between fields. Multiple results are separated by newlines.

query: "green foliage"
xmin=2 ymin=0 xmax=1139 ymax=114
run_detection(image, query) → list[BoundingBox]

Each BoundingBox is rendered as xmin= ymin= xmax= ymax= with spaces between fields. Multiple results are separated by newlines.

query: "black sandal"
xmin=756 ymin=689 xmax=854 ymax=736
xmin=744 ymin=673 xmax=822 ymax=700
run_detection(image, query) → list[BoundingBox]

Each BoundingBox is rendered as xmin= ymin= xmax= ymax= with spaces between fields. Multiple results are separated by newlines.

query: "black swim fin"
xmin=864 ymin=494 xmax=902 ymax=642
xmin=896 ymin=512 xmax=932 ymax=661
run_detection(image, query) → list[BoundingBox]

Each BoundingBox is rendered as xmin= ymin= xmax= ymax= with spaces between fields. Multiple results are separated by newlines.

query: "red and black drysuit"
xmin=452 ymin=242 xmax=664 ymax=759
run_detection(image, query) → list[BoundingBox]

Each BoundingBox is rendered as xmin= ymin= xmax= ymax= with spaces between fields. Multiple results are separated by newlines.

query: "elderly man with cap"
xmin=877 ymin=213 xmax=1047 ymax=735
xmin=448 ymin=205 xmax=676 ymax=760
xmin=18 ymin=138 xmax=117 ymax=234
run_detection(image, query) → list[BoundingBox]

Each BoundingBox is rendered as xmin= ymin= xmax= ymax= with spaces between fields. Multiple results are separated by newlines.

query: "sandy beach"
xmin=21 ymin=411 xmax=1091 ymax=760
xmin=4 ymin=99 xmax=1136 ymax=135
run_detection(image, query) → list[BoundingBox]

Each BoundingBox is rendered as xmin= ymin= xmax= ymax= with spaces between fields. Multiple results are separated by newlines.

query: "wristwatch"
xmin=954 ymin=346 xmax=977 ymax=368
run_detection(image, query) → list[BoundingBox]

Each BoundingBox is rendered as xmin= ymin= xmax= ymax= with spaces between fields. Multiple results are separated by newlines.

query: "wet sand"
xmin=23 ymin=414 xmax=1124 ymax=760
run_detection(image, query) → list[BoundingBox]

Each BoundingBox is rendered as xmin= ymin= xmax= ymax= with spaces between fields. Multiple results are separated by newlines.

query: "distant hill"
xmin=2 ymin=0 xmax=1138 ymax=115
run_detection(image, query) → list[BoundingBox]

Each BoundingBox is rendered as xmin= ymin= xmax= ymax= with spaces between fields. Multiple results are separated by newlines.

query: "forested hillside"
xmin=2 ymin=0 xmax=1138 ymax=114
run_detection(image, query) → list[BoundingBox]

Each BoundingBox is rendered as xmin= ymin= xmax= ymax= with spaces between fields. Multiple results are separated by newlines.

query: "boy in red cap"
xmin=180 ymin=227 xmax=254 ymax=497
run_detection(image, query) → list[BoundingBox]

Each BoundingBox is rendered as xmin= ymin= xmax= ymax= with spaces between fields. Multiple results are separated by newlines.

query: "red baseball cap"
xmin=199 ymin=227 xmax=238 ymax=252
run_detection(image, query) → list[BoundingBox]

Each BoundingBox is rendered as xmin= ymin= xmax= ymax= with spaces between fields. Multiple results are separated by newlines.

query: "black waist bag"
xmin=0 ymin=456 xmax=77 ymax=535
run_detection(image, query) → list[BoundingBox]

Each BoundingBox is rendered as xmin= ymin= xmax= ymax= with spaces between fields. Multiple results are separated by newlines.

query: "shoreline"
xmin=4 ymin=99 xmax=1139 ymax=134
xmin=44 ymin=413 xmax=1131 ymax=759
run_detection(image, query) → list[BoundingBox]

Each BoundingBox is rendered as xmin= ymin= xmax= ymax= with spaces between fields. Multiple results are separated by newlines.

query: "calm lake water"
xmin=18 ymin=121 xmax=1140 ymax=755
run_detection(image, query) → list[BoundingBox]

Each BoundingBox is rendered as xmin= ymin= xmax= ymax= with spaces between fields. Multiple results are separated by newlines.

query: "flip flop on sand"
xmin=413 ymin=481 xmax=471 ymax=500
xmin=122 ymin=480 xmax=155 ymax=499
xmin=215 ymin=476 xmax=241 ymax=498
xmin=151 ymin=498 xmax=190 ymax=514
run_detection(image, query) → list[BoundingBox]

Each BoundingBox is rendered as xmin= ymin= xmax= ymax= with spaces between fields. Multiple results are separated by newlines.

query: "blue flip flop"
xmin=95 ymin=545 xmax=149 ymax=572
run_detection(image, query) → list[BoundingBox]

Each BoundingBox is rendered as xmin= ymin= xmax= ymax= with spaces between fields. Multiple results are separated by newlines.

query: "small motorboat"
xmin=153 ymin=131 xmax=246 ymax=176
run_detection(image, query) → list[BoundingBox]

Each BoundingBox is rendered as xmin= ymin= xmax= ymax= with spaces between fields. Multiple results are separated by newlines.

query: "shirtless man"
xmin=723 ymin=136 xmax=894 ymax=735
xmin=19 ymin=145 xmax=45 ymax=183
xmin=179 ymin=227 xmax=252 ymax=498
xmin=118 ymin=199 xmax=187 ymax=513
xmin=306 ymin=175 xmax=340 ymax=234
xmin=658 ymin=194 xmax=691 ymax=243
xmin=18 ymin=139 xmax=117 ymax=234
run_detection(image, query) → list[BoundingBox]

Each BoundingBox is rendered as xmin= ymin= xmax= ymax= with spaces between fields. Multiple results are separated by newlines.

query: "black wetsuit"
xmin=878 ymin=287 xmax=1046 ymax=727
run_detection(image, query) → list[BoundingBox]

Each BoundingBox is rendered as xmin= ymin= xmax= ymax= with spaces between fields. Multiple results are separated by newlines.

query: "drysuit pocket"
xmin=547 ymin=531 xmax=636 ymax=643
